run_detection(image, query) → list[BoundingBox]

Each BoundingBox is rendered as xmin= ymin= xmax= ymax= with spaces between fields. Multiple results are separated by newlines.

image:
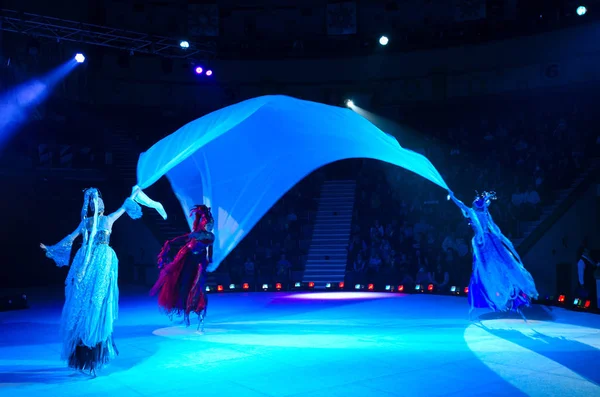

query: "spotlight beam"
xmin=0 ymin=59 xmax=80 ymax=149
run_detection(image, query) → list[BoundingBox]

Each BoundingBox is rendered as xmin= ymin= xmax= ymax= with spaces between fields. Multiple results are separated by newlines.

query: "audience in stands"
xmin=6 ymin=92 xmax=597 ymax=290
xmin=347 ymin=93 xmax=598 ymax=289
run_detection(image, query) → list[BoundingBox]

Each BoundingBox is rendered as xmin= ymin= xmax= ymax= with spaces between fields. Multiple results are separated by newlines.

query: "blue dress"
xmin=450 ymin=193 xmax=539 ymax=312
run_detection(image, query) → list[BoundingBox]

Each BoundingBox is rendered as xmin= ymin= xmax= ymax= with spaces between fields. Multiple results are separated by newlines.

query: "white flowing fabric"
xmin=134 ymin=95 xmax=448 ymax=271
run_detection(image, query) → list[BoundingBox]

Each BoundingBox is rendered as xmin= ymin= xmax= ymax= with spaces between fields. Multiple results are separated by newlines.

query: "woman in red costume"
xmin=150 ymin=205 xmax=215 ymax=331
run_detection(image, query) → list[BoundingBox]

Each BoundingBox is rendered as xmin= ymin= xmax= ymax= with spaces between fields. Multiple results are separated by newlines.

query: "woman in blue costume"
xmin=448 ymin=191 xmax=538 ymax=315
xmin=40 ymin=187 xmax=142 ymax=376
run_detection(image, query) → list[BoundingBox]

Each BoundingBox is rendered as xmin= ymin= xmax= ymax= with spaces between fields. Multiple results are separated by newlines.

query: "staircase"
xmin=303 ymin=180 xmax=356 ymax=289
xmin=513 ymin=157 xmax=600 ymax=248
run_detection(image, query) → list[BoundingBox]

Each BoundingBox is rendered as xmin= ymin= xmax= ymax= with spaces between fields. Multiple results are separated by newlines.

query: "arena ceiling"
xmin=2 ymin=0 xmax=599 ymax=61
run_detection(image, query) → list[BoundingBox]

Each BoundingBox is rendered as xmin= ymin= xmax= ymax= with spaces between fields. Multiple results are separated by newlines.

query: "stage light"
xmin=205 ymin=286 xmax=211 ymax=292
xmin=229 ymin=283 xmax=235 ymax=290
xmin=584 ymin=300 xmax=591 ymax=309
xmin=345 ymin=99 xmax=354 ymax=108
xmin=262 ymin=283 xmax=269 ymax=291
xmin=206 ymin=70 xmax=213 ymax=76
xmin=577 ymin=6 xmax=587 ymax=16
xmin=415 ymin=284 xmax=422 ymax=291
xmin=217 ymin=285 xmax=224 ymax=292
xmin=558 ymin=295 xmax=566 ymax=303
xmin=195 ymin=66 xmax=203 ymax=74
xmin=427 ymin=284 xmax=434 ymax=292
xmin=464 ymin=287 xmax=469 ymax=294
xmin=243 ymin=283 xmax=250 ymax=290
xmin=367 ymin=284 xmax=374 ymax=291
xmin=385 ymin=285 xmax=391 ymax=291
xmin=450 ymin=286 xmax=462 ymax=296
xmin=275 ymin=283 xmax=282 ymax=291
xmin=74 ymin=53 xmax=85 ymax=63
xmin=325 ymin=282 xmax=344 ymax=290
xmin=180 ymin=40 xmax=190 ymax=49
xmin=398 ymin=285 xmax=404 ymax=292
xmin=379 ymin=36 xmax=389 ymax=46
xmin=292 ymin=282 xmax=314 ymax=291
xmin=355 ymin=284 xmax=361 ymax=290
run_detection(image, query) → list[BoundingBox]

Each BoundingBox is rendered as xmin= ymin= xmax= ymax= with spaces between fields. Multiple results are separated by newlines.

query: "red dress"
xmin=150 ymin=230 xmax=215 ymax=321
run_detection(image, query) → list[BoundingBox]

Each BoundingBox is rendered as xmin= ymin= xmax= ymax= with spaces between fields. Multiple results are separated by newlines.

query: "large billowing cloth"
xmin=134 ymin=95 xmax=448 ymax=270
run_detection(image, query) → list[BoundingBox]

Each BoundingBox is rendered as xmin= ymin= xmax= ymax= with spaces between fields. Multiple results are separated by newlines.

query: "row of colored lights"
xmin=204 ymin=283 xmax=595 ymax=312
xmin=205 ymin=282 xmax=467 ymax=294
xmin=206 ymin=281 xmax=316 ymax=292
xmin=556 ymin=294 xmax=593 ymax=310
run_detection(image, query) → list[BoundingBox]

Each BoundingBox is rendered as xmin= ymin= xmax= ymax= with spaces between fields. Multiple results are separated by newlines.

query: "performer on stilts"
xmin=40 ymin=188 xmax=142 ymax=377
xmin=447 ymin=191 xmax=539 ymax=316
xmin=150 ymin=205 xmax=215 ymax=331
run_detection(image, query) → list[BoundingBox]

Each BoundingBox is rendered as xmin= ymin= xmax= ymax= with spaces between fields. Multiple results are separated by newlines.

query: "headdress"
xmin=473 ymin=191 xmax=497 ymax=210
xmin=189 ymin=204 xmax=211 ymax=218
xmin=80 ymin=188 xmax=103 ymax=266
xmin=190 ymin=204 xmax=214 ymax=232
xmin=81 ymin=188 xmax=105 ymax=218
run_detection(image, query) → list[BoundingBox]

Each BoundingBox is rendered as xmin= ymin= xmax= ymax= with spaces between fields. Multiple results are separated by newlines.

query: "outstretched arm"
xmin=106 ymin=188 xmax=142 ymax=226
xmin=157 ymin=233 xmax=190 ymax=269
xmin=40 ymin=220 xmax=84 ymax=267
xmin=447 ymin=191 xmax=471 ymax=218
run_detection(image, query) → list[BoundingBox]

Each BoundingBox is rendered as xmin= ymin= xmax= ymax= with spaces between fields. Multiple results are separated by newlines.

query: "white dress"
xmin=44 ymin=198 xmax=140 ymax=371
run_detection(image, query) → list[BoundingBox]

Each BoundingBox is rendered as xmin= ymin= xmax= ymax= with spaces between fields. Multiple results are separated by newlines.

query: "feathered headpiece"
xmin=190 ymin=204 xmax=214 ymax=232
xmin=473 ymin=190 xmax=497 ymax=210
xmin=189 ymin=204 xmax=210 ymax=218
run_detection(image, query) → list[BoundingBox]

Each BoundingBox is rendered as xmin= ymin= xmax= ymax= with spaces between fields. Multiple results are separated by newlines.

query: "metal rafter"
xmin=0 ymin=9 xmax=216 ymax=60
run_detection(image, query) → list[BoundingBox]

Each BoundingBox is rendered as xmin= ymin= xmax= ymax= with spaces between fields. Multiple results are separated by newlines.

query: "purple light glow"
xmin=195 ymin=66 xmax=203 ymax=74
xmin=284 ymin=292 xmax=401 ymax=300
xmin=206 ymin=70 xmax=213 ymax=76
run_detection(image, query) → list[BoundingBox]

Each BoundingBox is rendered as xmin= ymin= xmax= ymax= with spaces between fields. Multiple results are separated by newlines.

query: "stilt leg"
xmin=184 ymin=312 xmax=190 ymax=327
xmin=197 ymin=313 xmax=204 ymax=332
xmin=517 ymin=308 xmax=528 ymax=323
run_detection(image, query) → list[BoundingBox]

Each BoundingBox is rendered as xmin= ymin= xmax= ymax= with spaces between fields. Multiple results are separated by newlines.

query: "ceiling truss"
xmin=0 ymin=9 xmax=216 ymax=61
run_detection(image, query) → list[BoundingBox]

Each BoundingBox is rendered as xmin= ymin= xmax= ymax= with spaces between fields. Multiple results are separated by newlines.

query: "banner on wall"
xmin=327 ymin=1 xmax=357 ymax=35
xmin=454 ymin=0 xmax=486 ymax=22
xmin=188 ymin=4 xmax=220 ymax=37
